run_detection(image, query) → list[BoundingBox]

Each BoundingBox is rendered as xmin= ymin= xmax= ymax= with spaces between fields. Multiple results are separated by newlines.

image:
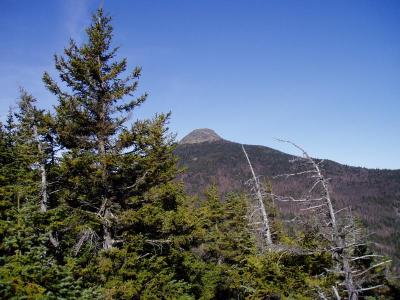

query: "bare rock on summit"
xmin=180 ymin=128 xmax=223 ymax=144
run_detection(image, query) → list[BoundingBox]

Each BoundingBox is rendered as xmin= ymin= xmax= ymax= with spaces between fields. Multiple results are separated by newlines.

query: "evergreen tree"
xmin=0 ymin=93 xmax=94 ymax=299
xmin=42 ymin=8 xmax=148 ymax=252
xmin=0 ymin=110 xmax=19 ymax=221
xmin=42 ymin=8 xmax=198 ymax=297
xmin=188 ymin=186 xmax=257 ymax=299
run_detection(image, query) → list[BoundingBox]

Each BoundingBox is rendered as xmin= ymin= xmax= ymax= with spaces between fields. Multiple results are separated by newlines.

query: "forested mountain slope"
xmin=175 ymin=129 xmax=400 ymax=267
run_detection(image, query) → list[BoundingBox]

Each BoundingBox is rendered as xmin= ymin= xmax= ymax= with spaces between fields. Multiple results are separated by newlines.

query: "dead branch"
xmin=356 ymin=284 xmax=384 ymax=292
xmin=49 ymin=232 xmax=59 ymax=248
xmin=272 ymin=139 xmax=390 ymax=299
xmin=352 ymin=260 xmax=391 ymax=277
xmin=73 ymin=227 xmax=99 ymax=255
xmin=332 ymin=286 xmax=341 ymax=300
xmin=350 ymin=255 xmax=384 ymax=261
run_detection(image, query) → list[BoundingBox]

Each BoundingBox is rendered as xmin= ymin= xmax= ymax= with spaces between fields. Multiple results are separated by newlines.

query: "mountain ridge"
xmin=175 ymin=129 xmax=400 ymax=270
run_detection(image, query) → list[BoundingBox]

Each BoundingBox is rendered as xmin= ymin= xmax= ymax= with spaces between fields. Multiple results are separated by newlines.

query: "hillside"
xmin=175 ymin=129 xmax=400 ymax=267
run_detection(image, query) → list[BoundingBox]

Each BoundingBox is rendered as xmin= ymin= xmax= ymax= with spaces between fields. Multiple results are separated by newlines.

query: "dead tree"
xmin=32 ymin=119 xmax=60 ymax=248
xmin=30 ymin=121 xmax=49 ymax=213
xmin=242 ymin=144 xmax=273 ymax=251
xmin=271 ymin=140 xmax=390 ymax=300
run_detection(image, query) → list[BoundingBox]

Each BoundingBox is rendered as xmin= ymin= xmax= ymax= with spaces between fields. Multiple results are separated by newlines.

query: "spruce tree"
xmin=42 ymin=9 xmax=198 ymax=297
xmin=42 ymin=8 xmax=147 ymax=251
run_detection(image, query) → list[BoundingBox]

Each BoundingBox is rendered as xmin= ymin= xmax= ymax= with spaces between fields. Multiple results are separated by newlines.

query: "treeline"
xmin=0 ymin=9 xmax=398 ymax=299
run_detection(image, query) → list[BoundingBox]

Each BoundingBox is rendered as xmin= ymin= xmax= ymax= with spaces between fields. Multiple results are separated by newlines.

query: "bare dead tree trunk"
xmin=102 ymin=208 xmax=114 ymax=250
xmin=32 ymin=124 xmax=48 ymax=213
xmin=242 ymin=144 xmax=273 ymax=248
xmin=343 ymin=255 xmax=357 ymax=300
xmin=31 ymin=118 xmax=59 ymax=248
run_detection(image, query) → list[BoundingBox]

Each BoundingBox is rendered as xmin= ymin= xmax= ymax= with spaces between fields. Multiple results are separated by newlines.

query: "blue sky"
xmin=1 ymin=0 xmax=399 ymax=169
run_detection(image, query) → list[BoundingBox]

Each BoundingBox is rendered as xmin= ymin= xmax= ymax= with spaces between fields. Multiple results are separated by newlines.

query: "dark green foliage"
xmin=41 ymin=8 xmax=200 ymax=298
xmin=0 ymin=94 xmax=93 ymax=299
xmin=186 ymin=187 xmax=337 ymax=299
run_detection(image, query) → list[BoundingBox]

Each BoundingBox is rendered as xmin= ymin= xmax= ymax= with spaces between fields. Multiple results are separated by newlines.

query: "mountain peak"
xmin=180 ymin=128 xmax=223 ymax=144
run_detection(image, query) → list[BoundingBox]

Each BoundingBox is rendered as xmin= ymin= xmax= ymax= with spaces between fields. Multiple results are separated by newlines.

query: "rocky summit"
xmin=179 ymin=128 xmax=223 ymax=144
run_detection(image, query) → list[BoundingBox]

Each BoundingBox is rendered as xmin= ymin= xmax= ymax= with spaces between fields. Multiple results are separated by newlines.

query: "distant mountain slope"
xmin=175 ymin=129 xmax=400 ymax=268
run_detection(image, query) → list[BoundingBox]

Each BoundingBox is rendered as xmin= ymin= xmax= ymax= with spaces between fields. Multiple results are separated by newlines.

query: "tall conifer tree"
xmin=42 ymin=9 xmax=197 ymax=297
xmin=42 ymin=9 xmax=150 ymax=250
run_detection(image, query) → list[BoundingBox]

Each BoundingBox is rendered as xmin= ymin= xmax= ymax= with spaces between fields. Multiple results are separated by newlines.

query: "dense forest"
xmin=0 ymin=9 xmax=398 ymax=299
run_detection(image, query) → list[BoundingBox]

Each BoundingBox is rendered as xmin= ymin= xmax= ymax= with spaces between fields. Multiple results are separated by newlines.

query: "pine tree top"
xmin=43 ymin=9 xmax=147 ymax=150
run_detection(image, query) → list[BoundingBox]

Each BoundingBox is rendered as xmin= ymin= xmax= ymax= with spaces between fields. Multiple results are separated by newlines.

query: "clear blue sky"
xmin=1 ymin=0 xmax=399 ymax=169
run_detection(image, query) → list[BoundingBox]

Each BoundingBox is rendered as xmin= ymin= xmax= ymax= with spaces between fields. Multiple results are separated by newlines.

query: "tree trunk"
xmin=32 ymin=125 xmax=48 ymax=213
xmin=98 ymin=98 xmax=114 ymax=250
xmin=102 ymin=209 xmax=114 ymax=249
xmin=242 ymin=145 xmax=273 ymax=247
